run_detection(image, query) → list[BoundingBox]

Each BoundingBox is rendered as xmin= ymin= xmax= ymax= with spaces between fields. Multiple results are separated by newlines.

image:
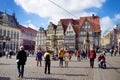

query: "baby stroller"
xmin=98 ymin=60 xmax=106 ymax=69
xmin=98 ymin=54 xmax=106 ymax=69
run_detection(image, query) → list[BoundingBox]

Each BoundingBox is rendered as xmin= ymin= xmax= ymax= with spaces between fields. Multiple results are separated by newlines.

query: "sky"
xmin=0 ymin=0 xmax=120 ymax=35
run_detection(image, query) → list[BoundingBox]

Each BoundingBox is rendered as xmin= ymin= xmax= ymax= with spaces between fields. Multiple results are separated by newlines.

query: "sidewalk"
xmin=0 ymin=54 xmax=120 ymax=80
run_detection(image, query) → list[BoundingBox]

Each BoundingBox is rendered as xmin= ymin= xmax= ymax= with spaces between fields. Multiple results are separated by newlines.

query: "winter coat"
xmin=16 ymin=50 xmax=27 ymax=65
xmin=89 ymin=50 xmax=96 ymax=59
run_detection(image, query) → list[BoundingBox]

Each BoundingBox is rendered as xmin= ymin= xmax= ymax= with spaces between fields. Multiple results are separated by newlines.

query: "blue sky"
xmin=0 ymin=0 xmax=120 ymax=35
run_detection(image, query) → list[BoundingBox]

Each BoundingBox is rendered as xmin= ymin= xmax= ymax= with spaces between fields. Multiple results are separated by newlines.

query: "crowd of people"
xmin=1 ymin=45 xmax=119 ymax=78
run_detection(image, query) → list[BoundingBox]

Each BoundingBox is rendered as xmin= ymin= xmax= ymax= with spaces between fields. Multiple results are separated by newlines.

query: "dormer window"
xmin=2 ymin=13 xmax=8 ymax=21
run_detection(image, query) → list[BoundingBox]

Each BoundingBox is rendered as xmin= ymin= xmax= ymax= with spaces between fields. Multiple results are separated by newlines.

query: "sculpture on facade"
xmin=83 ymin=27 xmax=90 ymax=58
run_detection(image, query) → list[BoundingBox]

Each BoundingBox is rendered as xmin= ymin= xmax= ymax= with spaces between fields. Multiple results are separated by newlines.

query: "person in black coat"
xmin=16 ymin=46 xmax=27 ymax=78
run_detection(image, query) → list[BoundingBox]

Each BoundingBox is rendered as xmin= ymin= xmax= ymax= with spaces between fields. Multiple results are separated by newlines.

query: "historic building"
xmin=0 ymin=11 xmax=20 ymax=52
xmin=46 ymin=22 xmax=57 ymax=50
xmin=59 ymin=19 xmax=78 ymax=51
xmin=56 ymin=21 xmax=65 ymax=50
xmin=101 ymin=32 xmax=111 ymax=48
xmin=101 ymin=24 xmax=120 ymax=49
xmin=78 ymin=15 xmax=101 ymax=50
xmin=117 ymin=25 xmax=120 ymax=52
xmin=35 ymin=27 xmax=46 ymax=52
xmin=19 ymin=25 xmax=37 ymax=51
xmin=45 ymin=15 xmax=101 ymax=52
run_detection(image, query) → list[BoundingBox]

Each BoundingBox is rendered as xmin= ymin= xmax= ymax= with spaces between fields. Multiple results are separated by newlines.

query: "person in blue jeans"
xmin=16 ymin=46 xmax=27 ymax=78
xmin=36 ymin=49 xmax=43 ymax=67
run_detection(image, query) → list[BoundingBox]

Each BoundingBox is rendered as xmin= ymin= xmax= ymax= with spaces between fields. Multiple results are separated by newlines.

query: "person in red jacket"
xmin=76 ymin=50 xmax=80 ymax=61
xmin=98 ymin=54 xmax=106 ymax=68
xmin=98 ymin=54 xmax=106 ymax=62
xmin=89 ymin=48 xmax=96 ymax=68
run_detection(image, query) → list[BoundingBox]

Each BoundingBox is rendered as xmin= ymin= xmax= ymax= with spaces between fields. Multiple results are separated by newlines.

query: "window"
xmin=17 ymin=32 xmax=19 ymax=39
xmin=14 ymin=32 xmax=16 ymax=39
xmin=0 ymin=29 xmax=2 ymax=36
xmin=11 ymin=31 xmax=13 ymax=38
xmin=59 ymin=35 xmax=63 ymax=39
xmin=69 ymin=26 xmax=71 ymax=29
xmin=85 ymin=21 xmax=87 ymax=25
xmin=89 ymin=31 xmax=92 ymax=35
xmin=4 ymin=30 xmax=6 ymax=36
xmin=7 ymin=31 xmax=10 ymax=37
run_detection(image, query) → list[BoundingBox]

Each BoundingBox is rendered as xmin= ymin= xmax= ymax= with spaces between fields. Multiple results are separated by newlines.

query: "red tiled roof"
xmin=28 ymin=27 xmax=38 ymax=34
xmin=79 ymin=16 xmax=100 ymax=32
xmin=19 ymin=25 xmax=38 ymax=34
xmin=60 ymin=18 xmax=73 ymax=33
xmin=60 ymin=15 xmax=100 ymax=34
xmin=19 ymin=25 xmax=28 ymax=31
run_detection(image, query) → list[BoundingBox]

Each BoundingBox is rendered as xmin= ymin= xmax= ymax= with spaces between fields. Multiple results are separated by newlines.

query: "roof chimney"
xmin=92 ymin=14 xmax=95 ymax=19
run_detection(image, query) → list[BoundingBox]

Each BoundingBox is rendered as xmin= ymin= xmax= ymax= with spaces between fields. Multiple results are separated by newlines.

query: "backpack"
xmin=45 ymin=55 xmax=50 ymax=62
xmin=36 ymin=52 xmax=42 ymax=58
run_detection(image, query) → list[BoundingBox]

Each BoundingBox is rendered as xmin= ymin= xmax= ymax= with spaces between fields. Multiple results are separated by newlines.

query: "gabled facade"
xmin=46 ymin=22 xmax=57 ymax=50
xmin=78 ymin=15 xmax=101 ymax=50
xmin=56 ymin=21 xmax=64 ymax=50
xmin=64 ymin=22 xmax=76 ymax=50
xmin=35 ymin=27 xmax=46 ymax=52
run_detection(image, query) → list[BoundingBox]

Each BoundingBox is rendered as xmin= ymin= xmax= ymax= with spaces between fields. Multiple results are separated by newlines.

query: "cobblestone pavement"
xmin=0 ymin=53 xmax=120 ymax=80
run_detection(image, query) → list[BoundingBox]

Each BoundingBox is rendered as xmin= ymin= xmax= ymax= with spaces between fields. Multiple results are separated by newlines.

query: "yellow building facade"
xmin=101 ymin=32 xmax=111 ymax=48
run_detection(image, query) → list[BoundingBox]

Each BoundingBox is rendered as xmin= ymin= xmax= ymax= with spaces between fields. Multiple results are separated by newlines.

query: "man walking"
xmin=16 ymin=46 xmax=27 ymax=78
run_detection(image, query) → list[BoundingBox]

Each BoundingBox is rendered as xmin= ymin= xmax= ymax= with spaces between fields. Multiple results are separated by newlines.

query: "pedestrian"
xmin=36 ymin=49 xmax=43 ymax=67
xmin=114 ymin=48 xmax=118 ymax=56
xmin=76 ymin=50 xmax=80 ymax=61
xmin=110 ymin=49 xmax=113 ymax=56
xmin=44 ymin=50 xmax=52 ymax=74
xmin=89 ymin=48 xmax=96 ymax=68
xmin=64 ymin=50 xmax=70 ymax=67
xmin=58 ymin=47 xmax=64 ymax=67
xmin=9 ymin=50 xmax=13 ymax=59
xmin=81 ymin=49 xmax=86 ymax=60
xmin=5 ymin=51 xmax=9 ymax=59
xmin=16 ymin=46 xmax=27 ymax=78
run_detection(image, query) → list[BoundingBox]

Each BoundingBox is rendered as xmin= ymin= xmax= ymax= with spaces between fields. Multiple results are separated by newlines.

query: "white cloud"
xmin=27 ymin=20 xmax=38 ymax=30
xmin=14 ymin=0 xmax=105 ymax=23
xmin=100 ymin=16 xmax=114 ymax=35
xmin=113 ymin=14 xmax=120 ymax=21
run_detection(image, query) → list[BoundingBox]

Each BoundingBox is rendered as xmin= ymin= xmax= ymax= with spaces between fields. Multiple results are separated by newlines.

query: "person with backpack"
xmin=89 ymin=48 xmax=96 ymax=68
xmin=36 ymin=49 xmax=43 ymax=67
xmin=44 ymin=50 xmax=52 ymax=74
